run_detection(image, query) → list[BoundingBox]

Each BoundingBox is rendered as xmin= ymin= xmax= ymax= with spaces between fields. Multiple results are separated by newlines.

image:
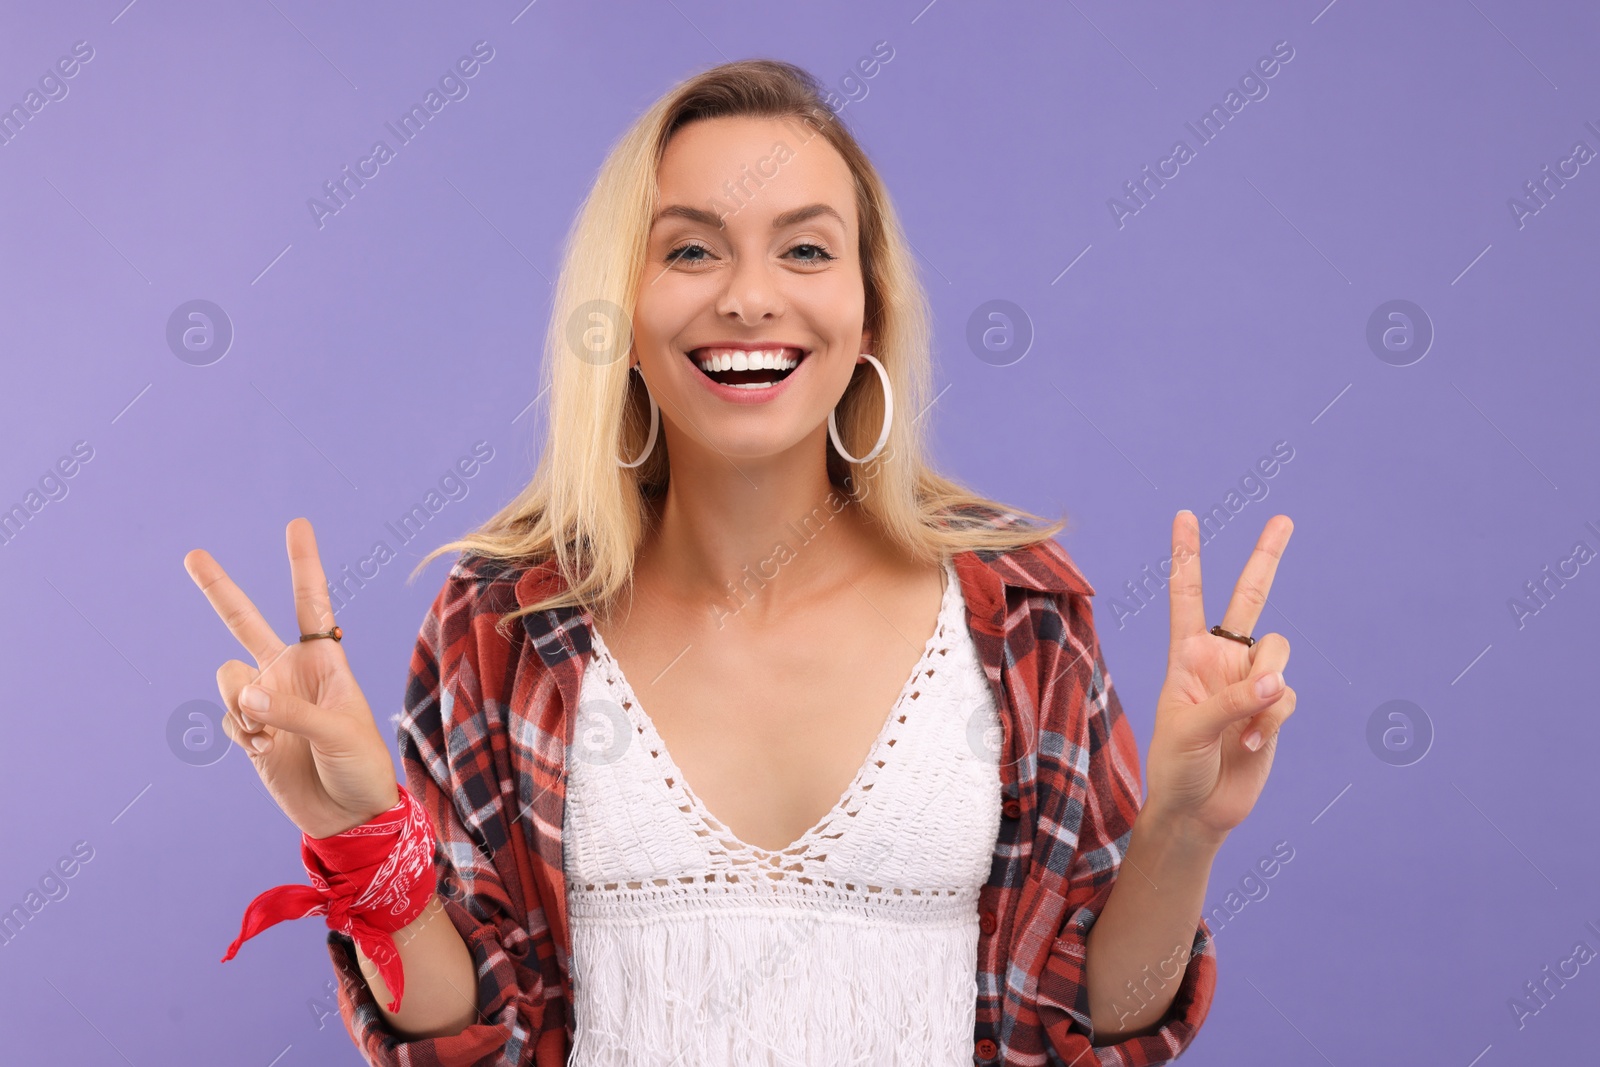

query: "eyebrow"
xmin=650 ymin=202 xmax=847 ymax=233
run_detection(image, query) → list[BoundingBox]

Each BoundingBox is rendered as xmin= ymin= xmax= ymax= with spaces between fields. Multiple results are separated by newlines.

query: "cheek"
xmin=805 ymin=354 xmax=866 ymax=405
xmin=629 ymin=311 xmax=680 ymax=371
xmin=796 ymin=283 xmax=865 ymax=338
xmin=632 ymin=276 xmax=707 ymax=347
xmin=629 ymin=294 xmax=666 ymax=347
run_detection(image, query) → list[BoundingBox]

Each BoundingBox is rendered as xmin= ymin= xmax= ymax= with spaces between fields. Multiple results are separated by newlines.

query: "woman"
xmin=185 ymin=59 xmax=1295 ymax=1066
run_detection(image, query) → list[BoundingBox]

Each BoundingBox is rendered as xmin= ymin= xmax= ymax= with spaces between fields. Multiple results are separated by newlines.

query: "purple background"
xmin=3 ymin=1 xmax=1597 ymax=1063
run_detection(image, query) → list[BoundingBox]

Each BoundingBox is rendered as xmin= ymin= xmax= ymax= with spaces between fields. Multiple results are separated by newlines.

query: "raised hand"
xmin=1142 ymin=511 xmax=1296 ymax=845
xmin=184 ymin=517 xmax=399 ymax=840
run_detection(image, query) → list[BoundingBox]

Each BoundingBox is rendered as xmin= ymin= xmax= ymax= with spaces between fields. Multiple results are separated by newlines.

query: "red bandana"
xmin=220 ymin=786 xmax=437 ymax=1013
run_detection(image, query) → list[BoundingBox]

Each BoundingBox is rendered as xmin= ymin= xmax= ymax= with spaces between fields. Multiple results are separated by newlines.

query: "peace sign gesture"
xmin=1142 ymin=511 xmax=1296 ymax=846
xmin=183 ymin=517 xmax=398 ymax=840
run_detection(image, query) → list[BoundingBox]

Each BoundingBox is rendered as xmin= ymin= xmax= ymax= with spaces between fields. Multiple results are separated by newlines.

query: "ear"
xmin=859 ymin=327 xmax=873 ymax=363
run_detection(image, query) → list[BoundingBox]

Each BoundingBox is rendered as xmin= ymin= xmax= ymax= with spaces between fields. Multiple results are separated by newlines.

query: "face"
xmin=630 ymin=114 xmax=873 ymax=465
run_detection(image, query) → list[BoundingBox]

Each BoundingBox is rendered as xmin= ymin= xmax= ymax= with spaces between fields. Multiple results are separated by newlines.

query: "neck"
xmin=633 ymin=422 xmax=877 ymax=621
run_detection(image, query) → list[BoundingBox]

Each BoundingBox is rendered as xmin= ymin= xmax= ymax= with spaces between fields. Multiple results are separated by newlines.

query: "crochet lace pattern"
xmin=563 ymin=556 xmax=1004 ymax=1065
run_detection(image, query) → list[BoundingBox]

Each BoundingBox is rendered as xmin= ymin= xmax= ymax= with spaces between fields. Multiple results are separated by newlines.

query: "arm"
xmin=1083 ymin=511 xmax=1299 ymax=1043
xmin=349 ymin=891 xmax=477 ymax=1038
xmin=1035 ymin=593 xmax=1218 ymax=1061
xmin=1037 ymin=512 xmax=1295 ymax=1059
xmin=324 ymin=572 xmax=559 ymax=1065
xmin=1084 ymin=807 xmax=1222 ymax=1040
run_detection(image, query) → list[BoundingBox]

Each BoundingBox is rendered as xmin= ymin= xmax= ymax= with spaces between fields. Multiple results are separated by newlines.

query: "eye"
xmin=665 ymin=241 xmax=712 ymax=265
xmin=663 ymin=240 xmax=838 ymax=267
xmin=787 ymin=243 xmax=837 ymax=264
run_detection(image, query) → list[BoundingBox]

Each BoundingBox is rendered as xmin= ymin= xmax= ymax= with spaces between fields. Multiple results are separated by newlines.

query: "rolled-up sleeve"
xmin=324 ymin=574 xmax=564 ymax=1066
xmin=1035 ymin=595 xmax=1217 ymax=1064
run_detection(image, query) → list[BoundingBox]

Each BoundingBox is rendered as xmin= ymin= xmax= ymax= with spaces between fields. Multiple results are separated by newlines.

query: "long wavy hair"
xmin=411 ymin=58 xmax=1068 ymax=626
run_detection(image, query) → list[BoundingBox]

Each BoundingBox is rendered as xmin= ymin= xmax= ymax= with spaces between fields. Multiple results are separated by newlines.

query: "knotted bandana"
xmin=220 ymin=786 xmax=437 ymax=1013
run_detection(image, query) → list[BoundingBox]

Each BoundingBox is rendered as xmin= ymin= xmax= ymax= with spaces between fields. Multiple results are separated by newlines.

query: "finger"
xmin=185 ymin=548 xmax=287 ymax=668
xmin=287 ymin=517 xmax=340 ymax=641
xmin=224 ymin=711 xmax=275 ymax=756
xmin=1218 ymin=515 xmax=1294 ymax=640
xmin=1199 ymin=633 xmax=1291 ymax=736
xmin=235 ymin=680 xmax=344 ymax=747
xmin=1241 ymin=686 xmax=1296 ymax=753
xmin=218 ymin=660 xmax=273 ymax=754
xmin=1168 ymin=510 xmax=1206 ymax=646
xmin=1244 ymin=630 xmax=1292 ymax=673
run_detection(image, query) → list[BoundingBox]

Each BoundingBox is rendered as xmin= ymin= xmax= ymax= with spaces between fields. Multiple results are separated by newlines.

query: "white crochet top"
xmin=563 ymin=554 xmax=1003 ymax=1066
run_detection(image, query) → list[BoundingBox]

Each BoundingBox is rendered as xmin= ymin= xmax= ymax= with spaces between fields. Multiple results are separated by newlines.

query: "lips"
xmin=686 ymin=346 xmax=809 ymax=388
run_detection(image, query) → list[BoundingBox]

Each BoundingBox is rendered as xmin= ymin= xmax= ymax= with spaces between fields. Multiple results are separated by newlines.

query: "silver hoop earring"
xmin=828 ymin=353 xmax=893 ymax=464
xmin=617 ymin=364 xmax=660 ymax=468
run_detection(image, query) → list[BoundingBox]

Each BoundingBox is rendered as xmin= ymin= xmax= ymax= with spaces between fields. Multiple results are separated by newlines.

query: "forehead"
xmin=655 ymin=114 xmax=856 ymax=233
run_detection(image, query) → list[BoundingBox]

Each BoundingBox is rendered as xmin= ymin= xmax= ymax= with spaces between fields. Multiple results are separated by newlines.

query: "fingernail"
xmin=1255 ymin=671 xmax=1283 ymax=700
xmin=240 ymin=685 xmax=268 ymax=713
xmin=249 ymin=735 xmax=269 ymax=753
xmin=1243 ymin=730 xmax=1263 ymax=752
xmin=241 ymin=714 xmax=259 ymax=731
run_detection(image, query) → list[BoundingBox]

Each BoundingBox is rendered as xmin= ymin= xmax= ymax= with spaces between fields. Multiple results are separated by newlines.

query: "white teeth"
xmin=694 ymin=347 xmax=801 ymax=374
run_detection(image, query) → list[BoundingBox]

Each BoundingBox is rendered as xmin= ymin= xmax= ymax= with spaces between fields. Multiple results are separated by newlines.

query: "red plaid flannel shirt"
xmin=325 ymin=503 xmax=1216 ymax=1065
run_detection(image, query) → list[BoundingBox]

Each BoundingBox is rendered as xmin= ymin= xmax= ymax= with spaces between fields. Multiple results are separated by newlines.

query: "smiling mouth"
xmin=687 ymin=346 xmax=809 ymax=389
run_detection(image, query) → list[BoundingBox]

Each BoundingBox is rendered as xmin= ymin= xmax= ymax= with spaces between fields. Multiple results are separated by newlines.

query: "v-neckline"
xmin=584 ymin=556 xmax=956 ymax=862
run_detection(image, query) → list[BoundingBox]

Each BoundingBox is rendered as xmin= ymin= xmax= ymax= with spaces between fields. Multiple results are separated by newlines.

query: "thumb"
xmin=1202 ymin=668 xmax=1285 ymax=738
xmin=238 ymin=683 xmax=341 ymax=746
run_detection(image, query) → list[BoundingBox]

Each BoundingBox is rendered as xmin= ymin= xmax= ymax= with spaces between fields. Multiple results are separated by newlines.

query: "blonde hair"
xmin=411 ymin=58 xmax=1068 ymax=627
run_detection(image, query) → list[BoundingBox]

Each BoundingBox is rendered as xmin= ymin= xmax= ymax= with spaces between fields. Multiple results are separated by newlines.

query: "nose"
xmin=714 ymin=254 xmax=785 ymax=323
